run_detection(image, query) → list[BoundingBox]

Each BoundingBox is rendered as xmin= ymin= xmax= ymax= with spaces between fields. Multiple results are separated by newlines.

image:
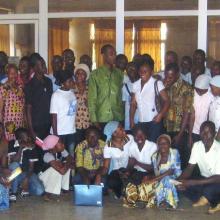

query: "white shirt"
xmin=132 ymin=77 xmax=164 ymax=122
xmin=193 ymin=90 xmax=214 ymax=134
xmin=180 ymin=72 xmax=192 ymax=85
xmin=43 ymin=149 xmax=69 ymax=164
xmin=128 ymin=139 xmax=157 ymax=172
xmin=104 ymin=135 xmax=134 ymax=171
xmin=204 ymin=67 xmax=211 ymax=77
xmin=209 ymin=96 xmax=220 ymax=132
xmin=189 ymin=140 xmax=220 ymax=177
xmin=50 ymin=89 xmax=77 ymax=135
xmin=122 ymin=78 xmax=138 ymax=130
xmin=156 ymin=71 xmax=165 ymax=80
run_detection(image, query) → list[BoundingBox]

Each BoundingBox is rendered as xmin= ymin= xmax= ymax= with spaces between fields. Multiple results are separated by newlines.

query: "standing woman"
xmin=74 ymin=64 xmax=91 ymax=145
xmin=0 ymin=64 xmax=25 ymax=141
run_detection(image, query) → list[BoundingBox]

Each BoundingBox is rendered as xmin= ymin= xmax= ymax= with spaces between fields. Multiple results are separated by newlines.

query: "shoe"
xmin=192 ymin=196 xmax=209 ymax=207
xmin=208 ymin=203 xmax=220 ymax=214
xmin=9 ymin=194 xmax=17 ymax=202
xmin=21 ymin=191 xmax=29 ymax=197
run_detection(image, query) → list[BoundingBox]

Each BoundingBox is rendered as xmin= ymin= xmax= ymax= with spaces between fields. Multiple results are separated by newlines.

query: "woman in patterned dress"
xmin=0 ymin=64 xmax=25 ymax=141
xmin=74 ymin=64 xmax=91 ymax=145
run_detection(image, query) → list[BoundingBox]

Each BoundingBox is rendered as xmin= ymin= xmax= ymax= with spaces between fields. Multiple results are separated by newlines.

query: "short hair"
xmin=181 ymin=56 xmax=192 ymax=66
xmin=101 ymin=44 xmax=114 ymax=54
xmin=62 ymin=48 xmax=74 ymax=56
xmin=166 ymin=50 xmax=178 ymax=63
xmin=7 ymin=63 xmax=18 ymax=72
xmin=85 ymin=126 xmax=100 ymax=138
xmin=200 ymin=121 xmax=216 ymax=135
xmin=29 ymin=53 xmax=42 ymax=68
xmin=14 ymin=127 xmax=29 ymax=140
xmin=139 ymin=58 xmax=155 ymax=71
xmin=193 ymin=49 xmax=206 ymax=58
xmin=20 ymin=56 xmax=30 ymax=64
xmin=57 ymin=70 xmax=72 ymax=85
xmin=116 ymin=54 xmax=128 ymax=62
xmin=165 ymin=63 xmax=179 ymax=74
xmin=132 ymin=124 xmax=147 ymax=137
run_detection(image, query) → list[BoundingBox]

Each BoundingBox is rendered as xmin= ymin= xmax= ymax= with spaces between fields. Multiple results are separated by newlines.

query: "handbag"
xmin=154 ymin=80 xmax=163 ymax=112
xmin=74 ymin=185 xmax=103 ymax=207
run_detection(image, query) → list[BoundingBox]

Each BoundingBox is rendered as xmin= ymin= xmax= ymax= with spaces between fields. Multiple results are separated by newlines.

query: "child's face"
xmin=55 ymin=140 xmax=65 ymax=152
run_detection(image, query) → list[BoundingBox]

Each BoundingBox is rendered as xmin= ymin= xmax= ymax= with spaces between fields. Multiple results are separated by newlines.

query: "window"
xmin=0 ymin=0 xmax=38 ymax=14
xmin=208 ymin=0 xmax=220 ymax=9
xmin=48 ymin=0 xmax=115 ymax=12
xmin=125 ymin=0 xmax=198 ymax=11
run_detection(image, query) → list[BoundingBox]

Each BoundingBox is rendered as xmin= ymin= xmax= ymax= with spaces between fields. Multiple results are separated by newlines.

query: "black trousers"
xmin=184 ymin=180 xmax=220 ymax=206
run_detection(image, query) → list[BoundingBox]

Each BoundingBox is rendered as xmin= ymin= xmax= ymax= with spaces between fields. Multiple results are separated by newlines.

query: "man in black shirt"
xmin=25 ymin=56 xmax=53 ymax=139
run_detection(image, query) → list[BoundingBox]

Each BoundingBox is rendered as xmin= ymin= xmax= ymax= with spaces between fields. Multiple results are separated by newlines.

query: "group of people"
xmin=0 ymin=44 xmax=220 ymax=214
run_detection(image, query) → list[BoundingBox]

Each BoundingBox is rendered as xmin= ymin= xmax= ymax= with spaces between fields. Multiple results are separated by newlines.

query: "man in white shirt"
xmin=209 ymin=75 xmax=220 ymax=141
xmin=178 ymin=121 xmax=220 ymax=214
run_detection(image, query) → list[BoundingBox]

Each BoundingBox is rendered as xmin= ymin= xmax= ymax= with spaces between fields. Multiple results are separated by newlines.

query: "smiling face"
xmin=138 ymin=63 xmax=153 ymax=82
xmin=134 ymin=128 xmax=146 ymax=148
xmin=7 ymin=66 xmax=18 ymax=84
xmin=200 ymin=123 xmax=215 ymax=149
xmin=157 ymin=137 xmax=170 ymax=155
xmin=75 ymin=69 xmax=87 ymax=84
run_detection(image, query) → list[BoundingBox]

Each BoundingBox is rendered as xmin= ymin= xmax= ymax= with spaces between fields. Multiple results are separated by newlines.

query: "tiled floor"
xmin=1 ymin=194 xmax=220 ymax=220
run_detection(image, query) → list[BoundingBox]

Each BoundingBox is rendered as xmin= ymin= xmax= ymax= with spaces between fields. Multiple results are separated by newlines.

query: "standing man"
xmin=62 ymin=49 xmax=75 ymax=75
xmin=88 ymin=44 xmax=124 ymax=131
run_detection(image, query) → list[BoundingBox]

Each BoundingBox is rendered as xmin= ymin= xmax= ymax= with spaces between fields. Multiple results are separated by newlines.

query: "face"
xmin=211 ymin=85 xmax=220 ymax=97
xmin=164 ymin=69 xmax=178 ymax=88
xmin=181 ymin=59 xmax=192 ymax=74
xmin=116 ymin=57 xmax=128 ymax=72
xmin=195 ymin=88 xmax=208 ymax=96
xmin=63 ymin=78 xmax=73 ymax=90
xmin=80 ymin=56 xmax=92 ymax=70
xmin=193 ymin=52 xmax=205 ymax=65
xmin=211 ymin=64 xmax=220 ymax=77
xmin=158 ymin=137 xmax=170 ymax=155
xmin=52 ymin=57 xmax=63 ymax=73
xmin=200 ymin=125 xmax=215 ymax=147
xmin=165 ymin=54 xmax=176 ymax=65
xmin=112 ymin=124 xmax=126 ymax=139
xmin=139 ymin=64 xmax=153 ymax=81
xmin=63 ymin=51 xmax=75 ymax=67
xmin=126 ymin=64 xmax=138 ymax=82
xmin=86 ymin=130 xmax=99 ymax=148
xmin=103 ymin=47 xmax=116 ymax=66
xmin=75 ymin=69 xmax=87 ymax=83
xmin=7 ymin=67 xmax=18 ymax=83
xmin=34 ymin=60 xmax=44 ymax=76
xmin=55 ymin=140 xmax=65 ymax=152
xmin=19 ymin=132 xmax=32 ymax=146
xmin=134 ymin=129 xmax=146 ymax=146
xmin=19 ymin=60 xmax=30 ymax=76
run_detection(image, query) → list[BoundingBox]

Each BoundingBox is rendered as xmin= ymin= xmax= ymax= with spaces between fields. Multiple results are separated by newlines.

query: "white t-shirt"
xmin=132 ymin=77 xmax=164 ymax=122
xmin=209 ymin=96 xmax=220 ymax=132
xmin=189 ymin=140 xmax=220 ymax=177
xmin=50 ymin=89 xmax=77 ymax=135
xmin=204 ymin=67 xmax=211 ymax=77
xmin=128 ymin=139 xmax=157 ymax=172
xmin=43 ymin=149 xmax=69 ymax=164
xmin=103 ymin=135 xmax=134 ymax=171
xmin=193 ymin=90 xmax=214 ymax=134
xmin=122 ymin=78 xmax=138 ymax=130
xmin=180 ymin=72 xmax=192 ymax=85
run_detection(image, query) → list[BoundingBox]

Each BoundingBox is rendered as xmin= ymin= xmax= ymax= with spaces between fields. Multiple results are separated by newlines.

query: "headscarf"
xmin=74 ymin=64 xmax=90 ymax=80
xmin=103 ymin=121 xmax=119 ymax=141
xmin=210 ymin=75 xmax=220 ymax=88
xmin=156 ymin=134 xmax=172 ymax=146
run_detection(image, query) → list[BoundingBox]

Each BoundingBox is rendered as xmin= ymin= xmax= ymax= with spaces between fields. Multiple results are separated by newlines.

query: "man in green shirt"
xmin=88 ymin=44 xmax=124 ymax=129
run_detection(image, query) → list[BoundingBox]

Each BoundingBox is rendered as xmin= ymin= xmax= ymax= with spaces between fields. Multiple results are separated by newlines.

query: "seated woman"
xmin=124 ymin=133 xmax=181 ymax=209
xmin=39 ymin=135 xmax=74 ymax=201
xmin=97 ymin=121 xmax=134 ymax=199
xmin=74 ymin=126 xmax=105 ymax=184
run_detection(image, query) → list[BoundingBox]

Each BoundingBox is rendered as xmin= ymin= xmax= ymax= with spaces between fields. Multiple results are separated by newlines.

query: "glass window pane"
xmin=48 ymin=18 xmax=116 ymax=71
xmin=49 ymin=0 xmax=115 ymax=12
xmin=125 ymin=0 xmax=198 ymax=11
xmin=0 ymin=24 xmax=35 ymax=58
xmin=208 ymin=16 xmax=220 ymax=65
xmin=125 ymin=17 xmax=198 ymax=72
xmin=208 ymin=0 xmax=220 ymax=9
xmin=0 ymin=0 xmax=38 ymax=14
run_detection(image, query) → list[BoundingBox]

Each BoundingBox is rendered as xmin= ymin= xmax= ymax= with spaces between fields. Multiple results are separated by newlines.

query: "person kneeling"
xmin=39 ymin=135 xmax=74 ymax=201
xmin=178 ymin=121 xmax=220 ymax=214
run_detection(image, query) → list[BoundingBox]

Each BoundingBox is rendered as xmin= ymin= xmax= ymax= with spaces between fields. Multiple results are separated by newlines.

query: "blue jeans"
xmin=9 ymin=162 xmax=44 ymax=196
xmin=0 ymin=184 xmax=9 ymax=211
xmin=59 ymin=133 xmax=76 ymax=156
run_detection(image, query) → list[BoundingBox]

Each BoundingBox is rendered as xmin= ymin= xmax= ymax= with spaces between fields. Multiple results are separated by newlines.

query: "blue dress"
xmin=152 ymin=149 xmax=182 ymax=208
